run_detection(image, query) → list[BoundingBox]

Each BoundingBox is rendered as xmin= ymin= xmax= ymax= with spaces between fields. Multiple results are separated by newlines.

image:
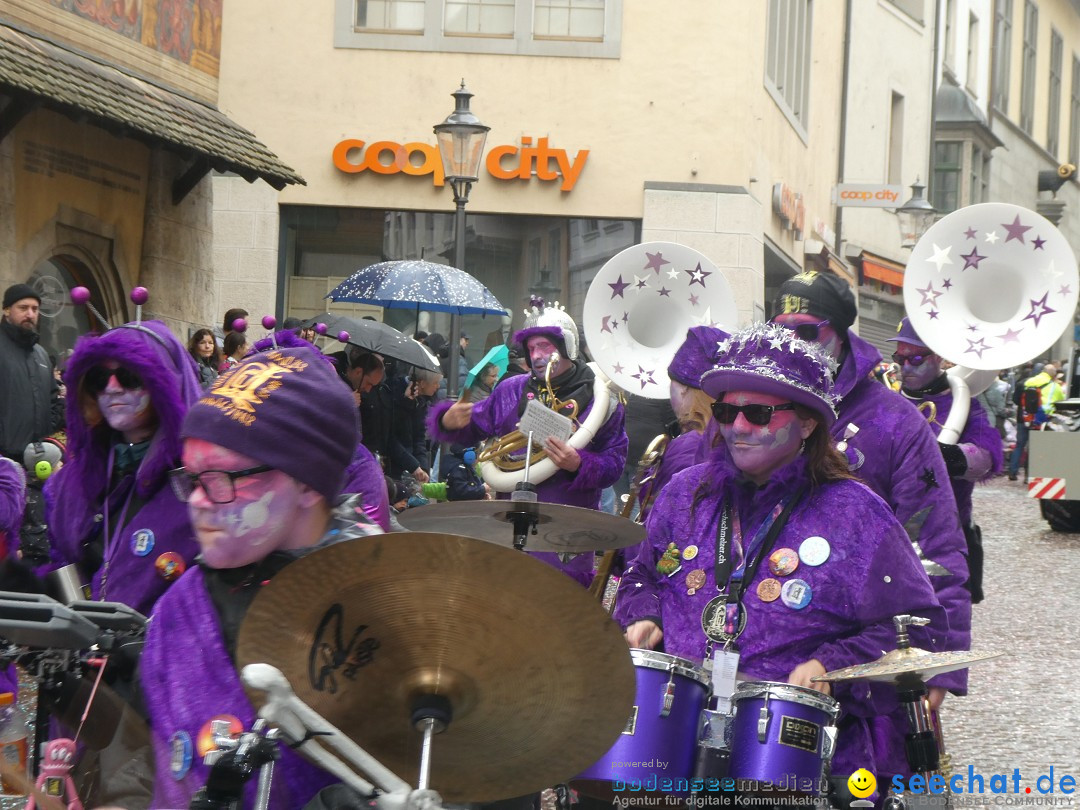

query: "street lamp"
xmin=896 ymin=178 xmax=937 ymax=250
xmin=434 ymin=80 xmax=490 ymax=397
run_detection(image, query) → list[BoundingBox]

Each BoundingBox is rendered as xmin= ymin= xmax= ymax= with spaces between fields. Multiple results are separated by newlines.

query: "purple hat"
xmin=0 ymin=457 xmax=26 ymax=541
xmin=700 ymin=322 xmax=838 ymax=426
xmin=885 ymin=316 xmax=930 ymax=349
xmin=182 ymin=346 xmax=358 ymax=502
xmin=668 ymin=326 xmax=729 ymax=389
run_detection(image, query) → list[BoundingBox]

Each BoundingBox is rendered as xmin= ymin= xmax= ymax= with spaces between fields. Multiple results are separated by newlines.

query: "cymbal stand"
xmin=242 ymin=664 xmax=441 ymax=810
xmin=506 ymin=431 xmax=539 ymax=550
xmin=891 ymin=616 xmax=938 ymax=783
xmin=189 ymin=720 xmax=280 ymax=810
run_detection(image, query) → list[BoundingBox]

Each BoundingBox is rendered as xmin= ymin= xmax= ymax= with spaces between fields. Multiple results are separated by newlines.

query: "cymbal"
xmin=396 ymin=500 xmax=646 ymax=553
xmin=813 ymin=647 xmax=1004 ymax=684
xmin=237 ymin=532 xmax=636 ymax=803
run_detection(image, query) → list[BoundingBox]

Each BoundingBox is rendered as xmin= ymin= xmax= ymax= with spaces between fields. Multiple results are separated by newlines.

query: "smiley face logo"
xmin=848 ymin=768 xmax=877 ymax=799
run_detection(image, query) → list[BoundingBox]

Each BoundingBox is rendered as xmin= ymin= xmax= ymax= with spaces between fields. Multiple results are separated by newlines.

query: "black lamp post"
xmin=433 ymin=81 xmax=490 ymax=397
xmin=896 ymin=178 xmax=937 ymax=250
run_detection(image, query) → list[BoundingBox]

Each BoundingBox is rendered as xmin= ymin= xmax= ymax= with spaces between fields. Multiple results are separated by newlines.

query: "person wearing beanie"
xmin=771 ymin=270 xmax=971 ymax=784
xmin=888 ymin=316 xmax=1002 ymax=604
xmin=0 ymin=282 xmax=63 ymax=460
xmin=428 ymin=300 xmax=627 ymax=586
xmin=614 ymin=323 xmax=945 ymax=800
xmin=139 ymin=346 xmax=382 ymax=810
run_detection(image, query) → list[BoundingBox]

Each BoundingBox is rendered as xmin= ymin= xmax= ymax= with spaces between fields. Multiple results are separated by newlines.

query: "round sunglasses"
xmin=712 ymin=401 xmax=797 ymax=426
xmin=84 ymin=366 xmax=144 ymax=394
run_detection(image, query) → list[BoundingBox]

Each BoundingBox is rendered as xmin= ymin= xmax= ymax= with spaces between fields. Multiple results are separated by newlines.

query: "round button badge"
xmin=799 ymin=536 xmax=831 ymax=566
xmin=781 ymin=578 xmax=813 ymax=610
xmin=768 ymin=547 xmax=799 ymax=577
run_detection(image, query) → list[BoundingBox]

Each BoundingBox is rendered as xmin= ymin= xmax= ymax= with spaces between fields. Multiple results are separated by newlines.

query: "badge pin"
xmin=780 ymin=578 xmax=812 ymax=610
xmin=155 ymin=552 xmax=186 ymax=582
xmin=682 ymin=545 xmax=699 ymax=561
xmin=768 ymin=547 xmax=799 ymax=577
xmin=169 ymin=730 xmax=193 ymax=781
xmin=197 ymin=714 xmax=244 ymax=758
xmin=756 ymin=578 xmax=782 ymax=603
xmin=657 ymin=543 xmax=682 ymax=576
xmin=686 ymin=569 xmax=706 ymax=595
xmin=131 ymin=528 xmax=155 ymax=557
xmin=799 ymin=536 xmax=831 ymax=566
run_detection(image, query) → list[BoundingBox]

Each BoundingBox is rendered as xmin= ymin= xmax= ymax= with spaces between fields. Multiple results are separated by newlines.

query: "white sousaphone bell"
xmin=582 ymin=241 xmax=738 ymax=399
xmin=904 ymin=202 xmax=1079 ymax=443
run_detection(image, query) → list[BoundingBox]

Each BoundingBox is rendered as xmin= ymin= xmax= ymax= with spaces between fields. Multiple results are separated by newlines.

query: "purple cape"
xmin=428 ymin=371 xmax=628 ymax=585
xmin=43 ymin=321 xmax=202 ymax=614
xmin=613 ymin=451 xmax=945 ymax=778
xmin=342 ymin=441 xmax=391 ymax=531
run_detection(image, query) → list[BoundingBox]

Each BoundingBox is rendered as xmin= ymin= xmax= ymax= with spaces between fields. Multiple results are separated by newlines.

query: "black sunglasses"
xmin=712 ymin=402 xmax=797 ymax=426
xmin=891 ymin=353 xmax=929 ymax=367
xmin=778 ymin=319 xmax=831 ymax=342
xmin=84 ymin=366 xmax=143 ymax=394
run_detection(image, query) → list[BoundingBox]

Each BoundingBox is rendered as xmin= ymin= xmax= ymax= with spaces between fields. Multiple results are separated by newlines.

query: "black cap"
xmin=773 ymin=271 xmax=857 ymax=334
xmin=3 ymin=283 xmax=40 ymax=309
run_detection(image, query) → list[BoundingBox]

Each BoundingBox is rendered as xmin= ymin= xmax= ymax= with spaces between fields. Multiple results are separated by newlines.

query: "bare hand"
xmin=928 ymin=686 xmax=946 ymax=711
xmin=625 ymin=620 xmax=663 ymax=649
xmin=413 ymin=468 xmax=430 ymax=484
xmin=441 ymin=400 xmax=474 ymax=430
xmin=353 ymin=390 xmax=363 ymax=407
xmin=788 ymin=659 xmax=831 ymax=695
xmin=545 ymin=437 xmax=581 ymax=472
xmin=483 ymin=482 xmax=493 ymax=500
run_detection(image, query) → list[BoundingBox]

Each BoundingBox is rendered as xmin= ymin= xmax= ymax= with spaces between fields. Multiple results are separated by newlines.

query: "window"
xmin=1070 ymin=56 xmax=1080 ymax=166
xmin=1049 ymin=30 xmax=1063 ymax=155
xmin=944 ymin=0 xmax=955 ymax=70
xmin=338 ymin=0 xmax=620 ymax=57
xmin=444 ymin=0 xmax=514 ymax=36
xmin=966 ymin=13 xmax=979 ymax=92
xmin=765 ymin=0 xmax=813 ymax=138
xmin=535 ymin=0 xmax=605 ymax=40
xmin=355 ymin=0 xmax=425 ymax=31
xmin=1019 ymin=0 xmax=1037 ymax=134
xmin=970 ymin=145 xmax=989 ymax=204
xmin=888 ymin=92 xmax=904 ymax=184
xmin=885 ymin=0 xmax=923 ymax=23
xmin=933 ymin=141 xmax=963 ymax=213
xmin=992 ymin=0 xmax=1012 ymax=111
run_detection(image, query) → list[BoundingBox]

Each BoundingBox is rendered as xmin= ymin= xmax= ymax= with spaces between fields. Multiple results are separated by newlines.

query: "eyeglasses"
xmin=84 ymin=366 xmax=143 ymax=394
xmin=891 ymin=353 xmax=929 ymax=367
xmin=168 ymin=465 xmax=274 ymax=504
xmin=711 ymin=402 xmax=797 ymax=426
xmin=776 ymin=319 xmax=831 ymax=342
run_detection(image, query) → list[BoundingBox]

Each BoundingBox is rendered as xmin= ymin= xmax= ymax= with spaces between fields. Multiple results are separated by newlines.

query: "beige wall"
xmin=217 ymin=0 xmax=847 ymax=280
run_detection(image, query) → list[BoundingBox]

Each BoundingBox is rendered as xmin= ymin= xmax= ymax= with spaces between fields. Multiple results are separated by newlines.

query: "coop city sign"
xmin=332 ymin=136 xmax=589 ymax=191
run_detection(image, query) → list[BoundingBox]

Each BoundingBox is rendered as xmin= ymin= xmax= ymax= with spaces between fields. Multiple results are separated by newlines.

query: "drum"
xmin=693 ymin=698 xmax=733 ymax=784
xmin=575 ymin=649 xmax=709 ymax=797
xmin=728 ymin=680 xmax=839 ymax=797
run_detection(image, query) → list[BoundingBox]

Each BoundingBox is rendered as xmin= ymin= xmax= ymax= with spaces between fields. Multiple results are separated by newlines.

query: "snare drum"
xmin=728 ymin=680 xmax=839 ymax=797
xmin=575 ymin=649 xmax=709 ymax=797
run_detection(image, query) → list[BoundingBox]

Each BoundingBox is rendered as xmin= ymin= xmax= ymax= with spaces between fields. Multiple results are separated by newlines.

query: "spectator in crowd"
xmin=388 ymin=367 xmax=442 ymax=482
xmin=215 ymin=307 xmax=249 ymax=350
xmin=220 ymin=331 xmax=249 ymax=371
xmin=445 ymin=445 xmax=489 ymax=501
xmin=188 ymin=328 xmax=221 ymax=389
xmin=467 ymin=362 xmax=500 ymax=402
xmin=976 ymin=371 xmax=1011 ymax=440
xmin=1009 ymin=362 xmax=1065 ymax=480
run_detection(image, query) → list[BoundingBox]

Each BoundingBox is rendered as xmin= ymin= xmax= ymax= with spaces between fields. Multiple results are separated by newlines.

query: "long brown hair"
xmin=794 ymin=405 xmax=856 ymax=486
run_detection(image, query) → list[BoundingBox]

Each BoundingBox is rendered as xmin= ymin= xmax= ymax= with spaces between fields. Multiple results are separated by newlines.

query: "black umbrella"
xmin=304 ymin=313 xmax=440 ymax=373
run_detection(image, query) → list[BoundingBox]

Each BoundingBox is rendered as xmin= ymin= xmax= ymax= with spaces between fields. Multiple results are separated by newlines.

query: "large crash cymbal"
xmin=237 ymin=532 xmax=635 ymax=803
xmin=814 ymin=647 xmax=1004 ymax=684
xmin=396 ymin=501 xmax=645 ymax=552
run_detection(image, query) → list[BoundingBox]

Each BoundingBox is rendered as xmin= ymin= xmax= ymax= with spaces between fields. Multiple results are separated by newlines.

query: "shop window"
xmin=1019 ymin=0 xmax=1037 ymax=135
xmin=765 ymin=0 xmax=813 ymax=140
xmin=1049 ymin=29 xmax=1063 ymax=156
xmin=992 ymin=0 xmax=1012 ymax=112
xmin=337 ymin=0 xmax=621 ymax=57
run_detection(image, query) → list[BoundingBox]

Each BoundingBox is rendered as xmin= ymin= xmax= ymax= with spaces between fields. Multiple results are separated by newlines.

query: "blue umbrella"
xmin=327 ymin=259 xmax=507 ymax=317
xmin=464 ymin=344 xmax=510 ymax=389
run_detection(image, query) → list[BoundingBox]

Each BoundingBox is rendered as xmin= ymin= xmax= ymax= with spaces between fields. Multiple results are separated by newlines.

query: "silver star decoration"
xmin=927 ymin=244 xmax=953 ymax=272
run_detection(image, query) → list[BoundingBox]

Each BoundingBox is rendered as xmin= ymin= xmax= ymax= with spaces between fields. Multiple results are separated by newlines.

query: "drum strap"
xmin=710 ymin=484 xmax=807 ymax=646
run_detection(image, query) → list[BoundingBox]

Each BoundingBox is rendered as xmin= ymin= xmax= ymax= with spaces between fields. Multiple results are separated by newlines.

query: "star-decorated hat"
xmin=668 ymin=326 xmax=729 ymax=389
xmin=182 ymin=346 xmax=358 ymax=502
xmin=773 ymin=270 xmax=858 ymax=335
xmin=513 ymin=297 xmax=579 ymax=360
xmin=701 ymin=322 xmax=839 ymax=426
xmin=885 ymin=317 xmax=930 ymax=349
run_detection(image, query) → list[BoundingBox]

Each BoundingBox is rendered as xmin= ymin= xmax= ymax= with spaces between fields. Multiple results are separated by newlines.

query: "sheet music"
xmin=518 ymin=399 xmax=573 ymax=447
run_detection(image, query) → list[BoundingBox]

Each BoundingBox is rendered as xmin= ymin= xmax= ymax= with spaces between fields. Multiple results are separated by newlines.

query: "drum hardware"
xmin=237 ymin=532 xmax=635 ymax=803
xmin=189 ymin=719 xmax=280 ymax=810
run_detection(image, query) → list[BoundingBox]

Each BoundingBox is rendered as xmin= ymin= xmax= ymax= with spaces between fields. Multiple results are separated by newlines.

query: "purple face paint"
xmin=771 ymin=313 xmax=844 ymax=362
xmin=97 ymin=367 xmax=154 ymax=441
xmin=718 ymin=390 xmax=812 ymax=484
xmin=894 ymin=342 xmax=943 ymax=391
xmin=181 ymin=438 xmax=306 ymax=569
xmin=526 ymin=336 xmax=562 ymax=377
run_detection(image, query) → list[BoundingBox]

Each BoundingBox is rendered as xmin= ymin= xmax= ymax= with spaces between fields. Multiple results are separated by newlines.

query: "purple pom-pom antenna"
xmin=232 ymin=318 xmax=247 ymax=333
xmin=337 ymin=331 xmax=350 ymax=344
xmin=315 ymin=322 xmax=328 ymax=335
xmin=262 ymin=315 xmax=277 ymax=330
xmin=130 ymin=286 xmax=149 ymax=306
xmin=71 ymin=286 xmax=91 ymax=305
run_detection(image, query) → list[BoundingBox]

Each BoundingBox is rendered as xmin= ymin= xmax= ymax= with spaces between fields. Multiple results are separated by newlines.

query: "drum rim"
xmin=629 ymin=648 xmax=710 ymax=688
xmin=732 ymin=679 xmax=840 ymax=718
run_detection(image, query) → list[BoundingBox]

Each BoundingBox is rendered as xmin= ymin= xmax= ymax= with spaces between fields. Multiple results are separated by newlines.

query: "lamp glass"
xmin=435 ymin=127 xmax=489 ymax=182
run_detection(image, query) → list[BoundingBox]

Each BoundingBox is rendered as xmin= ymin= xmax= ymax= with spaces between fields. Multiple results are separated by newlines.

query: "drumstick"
xmin=0 ymin=760 xmax=68 ymax=810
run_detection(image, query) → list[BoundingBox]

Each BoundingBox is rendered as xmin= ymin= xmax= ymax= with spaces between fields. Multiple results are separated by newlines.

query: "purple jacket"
xmin=342 ymin=441 xmax=391 ymax=532
xmin=613 ymin=452 xmax=945 ymax=778
xmin=900 ymin=386 xmax=1003 ymax=527
xmin=832 ymin=334 xmax=970 ymax=695
xmin=428 ymin=368 xmax=628 ymax=585
xmin=43 ymin=321 xmax=202 ymax=615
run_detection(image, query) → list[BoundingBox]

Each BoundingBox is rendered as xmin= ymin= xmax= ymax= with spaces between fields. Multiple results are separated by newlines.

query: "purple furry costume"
xmin=42 ymin=320 xmax=202 ymax=614
xmin=427 ymin=324 xmax=627 ymax=585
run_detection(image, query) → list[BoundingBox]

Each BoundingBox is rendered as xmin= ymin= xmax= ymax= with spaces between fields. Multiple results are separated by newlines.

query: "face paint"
xmin=717 ymin=390 xmax=815 ymax=484
xmin=97 ymin=365 xmax=154 ymax=441
xmin=181 ymin=438 xmax=306 ymax=569
xmin=772 ymin=313 xmax=844 ymax=362
xmin=526 ymin=337 xmax=561 ymax=376
xmin=894 ymin=342 xmax=943 ymax=391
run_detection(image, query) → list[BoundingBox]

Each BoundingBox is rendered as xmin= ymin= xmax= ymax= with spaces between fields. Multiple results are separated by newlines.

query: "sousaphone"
xmin=904 ymin=203 xmax=1079 ymax=442
xmin=583 ymin=242 xmax=738 ymax=398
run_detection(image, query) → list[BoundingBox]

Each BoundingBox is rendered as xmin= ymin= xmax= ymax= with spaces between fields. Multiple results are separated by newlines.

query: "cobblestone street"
xmin=943 ymin=475 xmax=1080 ymax=800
